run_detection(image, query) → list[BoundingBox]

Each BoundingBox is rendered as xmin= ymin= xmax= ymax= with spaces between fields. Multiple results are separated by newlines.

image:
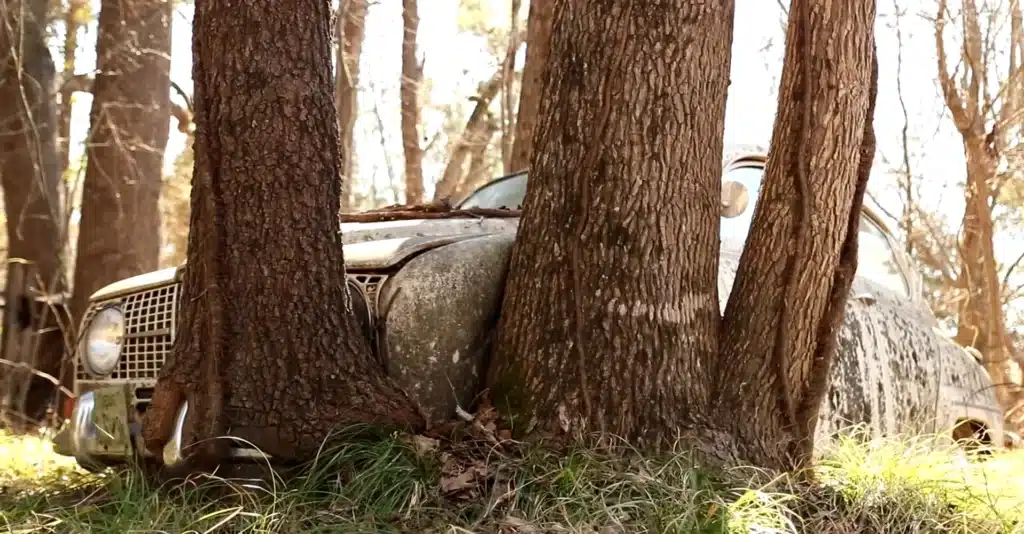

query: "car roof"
xmin=473 ymin=147 xmax=895 ymax=238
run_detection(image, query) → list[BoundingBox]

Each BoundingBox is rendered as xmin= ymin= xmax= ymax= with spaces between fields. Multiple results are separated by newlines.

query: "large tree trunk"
xmin=487 ymin=1 xmax=735 ymax=448
xmin=400 ymin=0 xmax=425 ymax=204
xmin=69 ymin=0 xmax=172 ymax=322
xmin=716 ymin=0 xmax=876 ymax=469
xmin=142 ymin=0 xmax=423 ymax=465
xmin=336 ymin=0 xmax=369 ymax=213
xmin=0 ymin=0 xmax=68 ymax=424
xmin=506 ymin=0 xmax=552 ymax=174
xmin=488 ymin=0 xmax=877 ymax=472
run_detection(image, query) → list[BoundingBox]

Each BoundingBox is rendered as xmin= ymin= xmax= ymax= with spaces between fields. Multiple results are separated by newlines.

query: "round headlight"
xmin=83 ymin=306 xmax=124 ymax=376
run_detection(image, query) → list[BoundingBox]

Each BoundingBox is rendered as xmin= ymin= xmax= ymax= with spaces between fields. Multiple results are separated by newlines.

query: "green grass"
xmin=1 ymin=427 xmax=1023 ymax=533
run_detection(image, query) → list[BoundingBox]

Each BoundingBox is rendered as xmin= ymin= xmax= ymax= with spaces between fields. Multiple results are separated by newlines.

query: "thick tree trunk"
xmin=954 ymin=140 xmax=1015 ymax=407
xmin=142 ymin=0 xmax=423 ymax=465
xmin=70 ymin=0 xmax=172 ymax=322
xmin=400 ymin=0 xmax=425 ymax=204
xmin=507 ymin=0 xmax=552 ymax=173
xmin=717 ymin=0 xmax=876 ymax=469
xmin=336 ymin=0 xmax=368 ymax=213
xmin=487 ymin=1 xmax=734 ymax=447
xmin=0 ymin=0 xmax=69 ymax=423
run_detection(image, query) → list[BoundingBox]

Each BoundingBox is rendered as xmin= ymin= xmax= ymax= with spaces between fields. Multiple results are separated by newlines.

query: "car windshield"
xmin=459 ymin=166 xmax=910 ymax=296
xmin=457 ymin=172 xmax=528 ymax=210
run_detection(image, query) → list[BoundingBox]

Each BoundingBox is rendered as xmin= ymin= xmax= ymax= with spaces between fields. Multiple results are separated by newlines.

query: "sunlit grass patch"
xmin=0 ymin=429 xmax=83 ymax=492
xmin=814 ymin=432 xmax=1024 ymax=532
xmin=2 ymin=426 xmax=1024 ymax=532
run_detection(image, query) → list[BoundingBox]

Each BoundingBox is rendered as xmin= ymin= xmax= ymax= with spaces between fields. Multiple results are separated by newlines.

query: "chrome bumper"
xmin=54 ymin=387 xmax=269 ymax=468
xmin=52 ymin=388 xmax=134 ymax=467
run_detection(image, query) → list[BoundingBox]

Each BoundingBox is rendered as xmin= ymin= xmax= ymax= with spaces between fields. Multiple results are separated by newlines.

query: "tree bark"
xmin=400 ymin=0 xmax=425 ymax=204
xmin=717 ymin=0 xmax=876 ymax=469
xmin=487 ymin=0 xmax=734 ymax=448
xmin=69 ymin=0 xmax=172 ymax=322
xmin=142 ymin=0 xmax=423 ymax=465
xmin=336 ymin=0 xmax=368 ymax=213
xmin=0 ymin=0 xmax=68 ymax=423
xmin=507 ymin=0 xmax=552 ymax=173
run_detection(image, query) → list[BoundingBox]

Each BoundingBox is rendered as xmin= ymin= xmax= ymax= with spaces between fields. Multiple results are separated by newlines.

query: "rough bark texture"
xmin=507 ymin=0 xmax=552 ymax=173
xmin=487 ymin=1 xmax=734 ymax=447
xmin=716 ymin=0 xmax=876 ymax=469
xmin=400 ymin=0 xmax=424 ymax=204
xmin=142 ymin=0 xmax=423 ymax=465
xmin=70 ymin=0 xmax=172 ymax=322
xmin=336 ymin=0 xmax=368 ymax=212
xmin=0 ymin=0 xmax=69 ymax=422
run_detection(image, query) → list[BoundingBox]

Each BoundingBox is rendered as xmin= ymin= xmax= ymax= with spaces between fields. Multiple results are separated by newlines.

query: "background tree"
xmin=928 ymin=0 xmax=1024 ymax=414
xmin=337 ymin=0 xmax=369 ymax=212
xmin=400 ymin=0 xmax=425 ymax=204
xmin=142 ymin=0 xmax=423 ymax=464
xmin=0 ymin=0 xmax=67 ymax=424
xmin=487 ymin=0 xmax=877 ymax=471
xmin=69 ymin=0 xmax=172 ymax=321
xmin=507 ymin=0 xmax=552 ymax=173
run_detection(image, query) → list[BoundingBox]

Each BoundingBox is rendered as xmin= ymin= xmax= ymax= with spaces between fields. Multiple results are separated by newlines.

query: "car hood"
xmin=88 ymin=218 xmax=521 ymax=300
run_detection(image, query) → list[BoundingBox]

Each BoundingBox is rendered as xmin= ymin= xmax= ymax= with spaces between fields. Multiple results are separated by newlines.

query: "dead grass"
xmin=1 ymin=427 xmax=1023 ymax=533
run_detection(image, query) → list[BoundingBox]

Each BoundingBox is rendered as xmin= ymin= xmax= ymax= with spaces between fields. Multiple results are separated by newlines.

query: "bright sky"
xmin=58 ymin=0 xmax=1024 ymax=319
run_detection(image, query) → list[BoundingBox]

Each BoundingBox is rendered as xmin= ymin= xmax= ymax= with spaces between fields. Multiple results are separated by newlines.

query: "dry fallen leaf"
xmin=499 ymin=515 xmax=541 ymax=534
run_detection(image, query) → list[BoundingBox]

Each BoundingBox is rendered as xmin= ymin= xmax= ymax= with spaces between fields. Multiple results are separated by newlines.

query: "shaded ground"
xmin=1 ymin=427 xmax=1023 ymax=533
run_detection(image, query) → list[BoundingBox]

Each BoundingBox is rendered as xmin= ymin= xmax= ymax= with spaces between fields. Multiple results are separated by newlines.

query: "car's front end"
xmin=53 ymin=216 xmax=520 ymax=469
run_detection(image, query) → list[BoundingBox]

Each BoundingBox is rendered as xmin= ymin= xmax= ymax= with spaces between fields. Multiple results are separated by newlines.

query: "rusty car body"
xmin=53 ymin=147 xmax=1003 ymax=469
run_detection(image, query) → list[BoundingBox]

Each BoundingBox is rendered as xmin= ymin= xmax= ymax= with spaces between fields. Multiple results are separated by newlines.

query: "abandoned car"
xmin=53 ymin=147 xmax=1004 ymax=470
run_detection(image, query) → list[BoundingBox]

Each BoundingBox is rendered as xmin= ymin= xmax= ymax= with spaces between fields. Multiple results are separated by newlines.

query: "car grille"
xmin=76 ymin=284 xmax=180 ymax=381
xmin=76 ymin=274 xmax=387 ymax=383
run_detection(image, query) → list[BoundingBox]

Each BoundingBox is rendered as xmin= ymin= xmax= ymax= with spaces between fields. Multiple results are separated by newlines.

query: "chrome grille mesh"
xmin=76 ymin=284 xmax=179 ymax=380
xmin=77 ymin=275 xmax=384 ymax=381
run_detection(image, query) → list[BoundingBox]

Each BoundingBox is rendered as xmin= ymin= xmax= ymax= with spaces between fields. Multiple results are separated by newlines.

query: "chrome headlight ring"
xmin=82 ymin=305 xmax=125 ymax=377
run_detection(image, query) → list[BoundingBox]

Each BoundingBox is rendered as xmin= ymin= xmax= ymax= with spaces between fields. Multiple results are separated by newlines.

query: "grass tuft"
xmin=2 ymin=428 xmax=1024 ymax=533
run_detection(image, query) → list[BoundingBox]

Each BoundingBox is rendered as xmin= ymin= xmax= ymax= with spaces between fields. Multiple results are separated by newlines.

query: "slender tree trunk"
xmin=58 ymin=0 xmax=88 ymax=178
xmin=0 ymin=0 xmax=68 ymax=423
xmin=507 ymin=0 xmax=552 ymax=173
xmin=717 ymin=0 xmax=876 ymax=469
xmin=70 ymin=0 xmax=172 ymax=322
xmin=455 ymin=121 xmax=499 ymax=200
xmin=954 ymin=140 xmax=1014 ymax=406
xmin=400 ymin=0 xmax=424 ymax=204
xmin=336 ymin=0 xmax=368 ymax=212
xmin=487 ymin=0 xmax=734 ymax=448
xmin=499 ymin=0 xmax=522 ymax=174
xmin=434 ymin=70 xmax=503 ymax=202
xmin=142 ymin=0 xmax=423 ymax=465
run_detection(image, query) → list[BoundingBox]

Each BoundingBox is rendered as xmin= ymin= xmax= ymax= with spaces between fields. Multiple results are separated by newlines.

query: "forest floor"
xmin=1 ymin=427 xmax=1023 ymax=533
